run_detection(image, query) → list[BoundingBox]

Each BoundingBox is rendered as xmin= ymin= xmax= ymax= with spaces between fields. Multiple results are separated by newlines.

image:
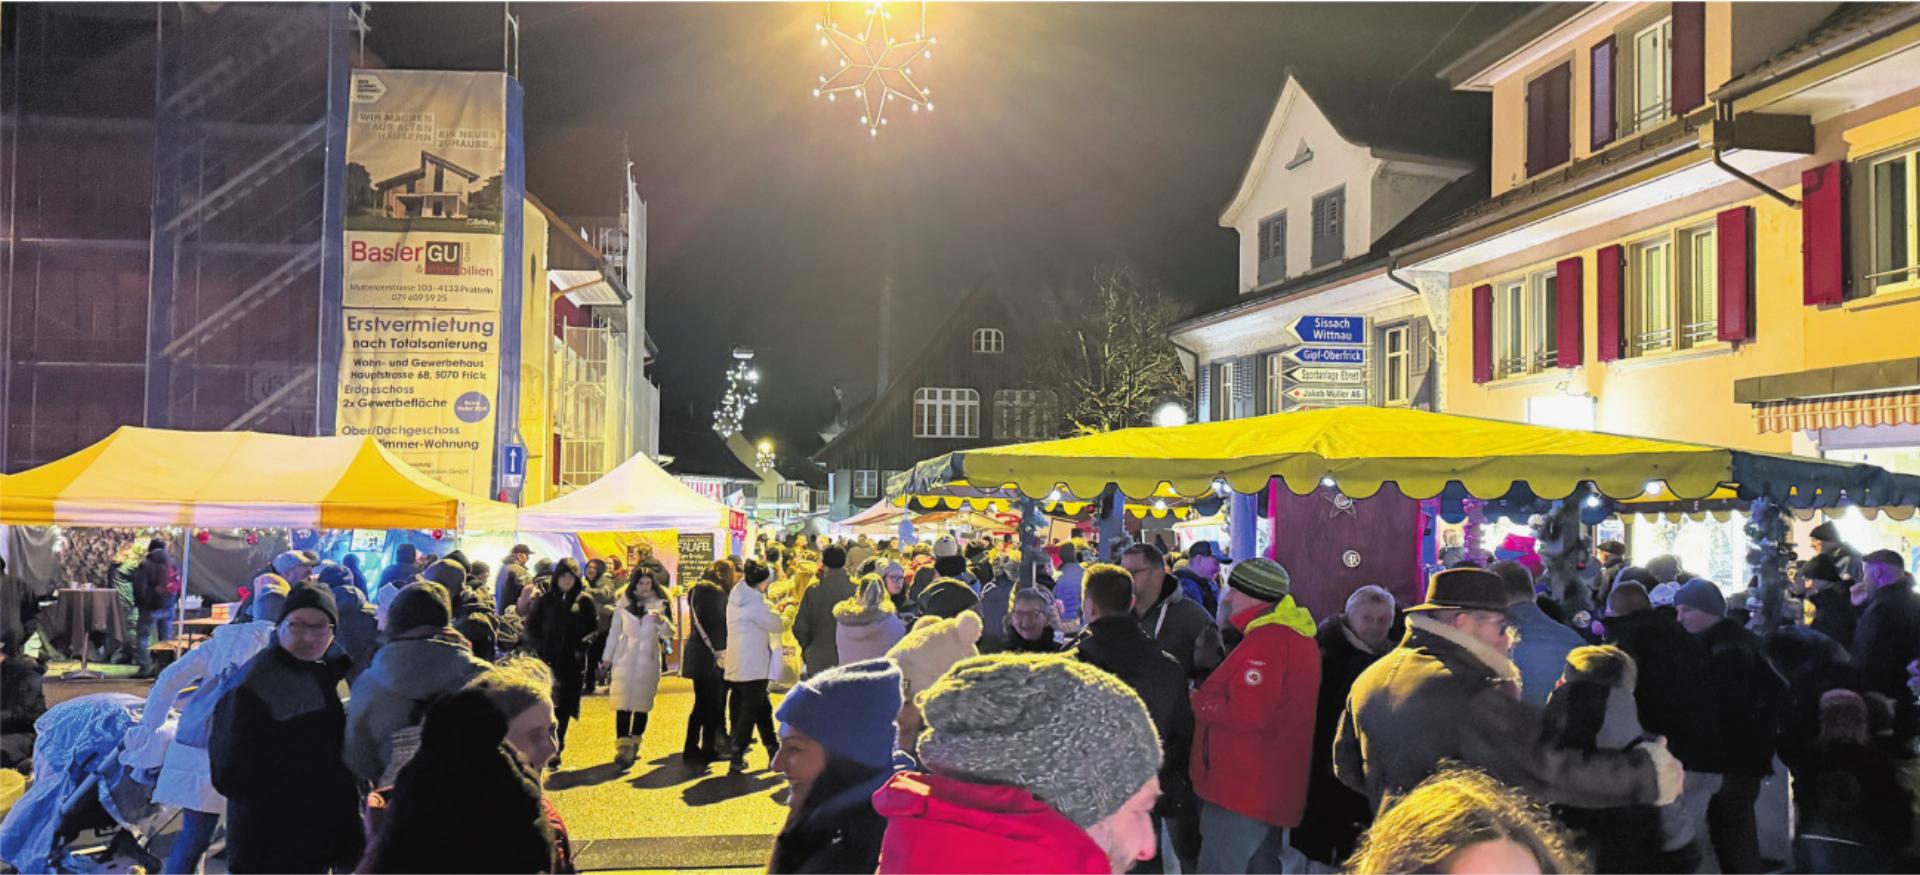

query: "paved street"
xmin=548 ymin=677 xmax=789 ymax=871
xmin=39 ymin=665 xmax=787 ymax=873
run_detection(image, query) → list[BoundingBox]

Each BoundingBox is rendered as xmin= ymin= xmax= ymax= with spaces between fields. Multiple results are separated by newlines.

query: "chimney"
xmin=877 ymin=276 xmax=894 ymax=391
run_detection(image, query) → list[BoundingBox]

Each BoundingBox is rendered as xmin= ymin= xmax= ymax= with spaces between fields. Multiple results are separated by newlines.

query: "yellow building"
xmin=1396 ymin=3 xmax=1920 ymax=567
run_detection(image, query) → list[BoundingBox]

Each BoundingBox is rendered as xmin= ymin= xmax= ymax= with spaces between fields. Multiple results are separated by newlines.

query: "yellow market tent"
xmin=894 ymin=406 xmax=1920 ymax=510
xmin=0 ymin=426 xmax=515 ymax=531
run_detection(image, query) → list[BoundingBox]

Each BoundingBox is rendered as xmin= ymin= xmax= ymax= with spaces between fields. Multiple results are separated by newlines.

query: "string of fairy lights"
xmin=712 ymin=347 xmax=761 ymax=439
xmin=811 ymin=1 xmax=935 ymax=137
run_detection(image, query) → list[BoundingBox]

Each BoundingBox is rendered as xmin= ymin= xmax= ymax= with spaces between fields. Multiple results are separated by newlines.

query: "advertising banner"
xmin=338 ymin=70 xmax=510 ymax=497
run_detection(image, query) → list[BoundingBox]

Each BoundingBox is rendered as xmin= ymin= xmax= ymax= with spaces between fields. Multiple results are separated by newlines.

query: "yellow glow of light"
xmin=813 ymin=1 xmax=933 ymax=137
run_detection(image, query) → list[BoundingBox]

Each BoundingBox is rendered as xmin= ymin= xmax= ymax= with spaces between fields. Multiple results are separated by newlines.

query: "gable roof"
xmin=1177 ymin=168 xmax=1488 ymax=335
xmin=812 ymin=280 xmax=1013 ymax=464
xmin=659 ymin=421 xmax=759 ymax=481
xmin=1220 ymin=70 xmax=1482 ymax=226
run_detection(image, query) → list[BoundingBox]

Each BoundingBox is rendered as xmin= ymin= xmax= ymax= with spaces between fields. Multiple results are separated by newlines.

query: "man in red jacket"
xmin=1191 ymin=557 xmax=1320 ymax=873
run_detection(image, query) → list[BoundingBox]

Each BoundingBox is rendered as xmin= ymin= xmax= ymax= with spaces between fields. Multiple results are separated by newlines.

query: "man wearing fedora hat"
xmin=1334 ymin=567 xmax=1684 ymax=817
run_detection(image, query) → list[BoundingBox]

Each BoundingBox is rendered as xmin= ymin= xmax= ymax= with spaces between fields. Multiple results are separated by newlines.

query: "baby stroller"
xmin=0 ymin=693 xmax=177 ymax=873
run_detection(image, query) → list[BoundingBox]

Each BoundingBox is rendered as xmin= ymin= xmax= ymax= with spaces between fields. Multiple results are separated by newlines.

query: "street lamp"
xmin=1152 ymin=401 xmax=1190 ymax=428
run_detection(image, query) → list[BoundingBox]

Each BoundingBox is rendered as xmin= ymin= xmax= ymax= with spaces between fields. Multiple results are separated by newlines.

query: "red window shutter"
xmin=1802 ymin=161 xmax=1847 ymax=306
xmin=1596 ymin=245 xmax=1625 ymax=362
xmin=1716 ymin=206 xmax=1753 ymax=342
xmin=1591 ymin=37 xmax=1616 ymax=150
xmin=1472 ymin=284 xmax=1494 ymax=384
xmin=1555 ymin=257 xmax=1584 ymax=368
xmin=1671 ymin=2 xmax=1706 ymax=115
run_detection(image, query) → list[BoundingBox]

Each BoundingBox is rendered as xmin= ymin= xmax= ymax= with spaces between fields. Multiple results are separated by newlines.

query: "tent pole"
xmin=1018 ymin=498 xmax=1046 ymax=588
xmin=1229 ymin=492 xmax=1258 ymax=564
xmin=177 ymin=529 xmax=191 ymax=642
xmin=1097 ymin=488 xmax=1125 ymax=564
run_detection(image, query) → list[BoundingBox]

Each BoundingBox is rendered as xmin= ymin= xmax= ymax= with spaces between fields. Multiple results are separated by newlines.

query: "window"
xmin=1529 ymin=269 xmax=1559 ymax=371
xmin=1209 ymin=360 xmax=1235 ymax=421
xmin=1264 ymin=352 xmax=1284 ymax=414
xmin=1525 ymin=62 xmax=1572 ymax=176
xmin=1630 ymin=17 xmax=1672 ymax=132
xmin=853 ymin=470 xmax=879 ymax=500
xmin=971 ymin=328 xmax=1005 ymax=354
xmin=1493 ymin=266 xmax=1562 ymax=378
xmin=1257 ymin=212 xmax=1287 ymax=285
xmin=1311 ymin=188 xmax=1344 ymax=267
xmin=1868 ymin=148 xmax=1919 ymax=295
xmin=1383 ymin=325 xmax=1411 ymax=405
xmin=1628 ymin=223 xmax=1718 ymax=355
xmin=913 ymin=387 xmax=979 ymax=438
xmin=994 ymin=389 xmax=1057 ymax=440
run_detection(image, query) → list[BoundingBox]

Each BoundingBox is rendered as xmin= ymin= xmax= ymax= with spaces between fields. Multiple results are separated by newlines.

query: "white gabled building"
xmin=1173 ymin=72 xmax=1487 ymax=421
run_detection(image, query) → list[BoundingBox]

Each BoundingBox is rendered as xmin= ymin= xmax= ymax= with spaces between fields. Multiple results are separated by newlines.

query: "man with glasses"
xmin=209 ymin=580 xmax=364 ymax=873
xmin=1120 ymin=544 xmax=1223 ymax=683
xmin=1335 ymin=568 xmax=1684 ymax=818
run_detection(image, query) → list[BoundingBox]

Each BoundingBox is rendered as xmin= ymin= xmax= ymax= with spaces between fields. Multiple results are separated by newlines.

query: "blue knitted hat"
xmin=774 ymin=658 xmax=903 ymax=769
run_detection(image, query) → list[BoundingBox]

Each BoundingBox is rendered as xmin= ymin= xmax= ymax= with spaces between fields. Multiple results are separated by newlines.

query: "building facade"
xmin=1397 ymin=2 xmax=1920 ymax=564
xmin=814 ymin=282 xmax=1052 ymax=519
xmin=1172 ymin=73 xmax=1485 ymax=422
xmin=1 ymin=3 xmax=353 ymax=472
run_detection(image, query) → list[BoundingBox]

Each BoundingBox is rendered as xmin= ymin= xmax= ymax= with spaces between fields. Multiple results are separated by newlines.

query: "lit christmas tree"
xmin=712 ymin=347 xmax=760 ymax=438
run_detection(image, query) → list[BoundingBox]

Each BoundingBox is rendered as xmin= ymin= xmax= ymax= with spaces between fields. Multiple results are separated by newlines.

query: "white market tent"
xmin=516 ymin=452 xmax=735 ymax=534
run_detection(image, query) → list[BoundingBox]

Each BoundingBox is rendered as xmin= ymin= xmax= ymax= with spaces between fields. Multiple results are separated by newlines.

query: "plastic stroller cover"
xmin=0 ymin=693 xmax=176 ymax=872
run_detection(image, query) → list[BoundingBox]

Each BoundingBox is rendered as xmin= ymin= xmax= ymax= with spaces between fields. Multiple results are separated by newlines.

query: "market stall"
xmin=893 ymin=406 xmax=1920 ymax=622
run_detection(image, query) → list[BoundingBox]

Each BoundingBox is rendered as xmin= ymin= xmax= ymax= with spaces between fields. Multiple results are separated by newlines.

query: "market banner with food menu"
xmin=337 ymin=69 xmax=512 ymax=496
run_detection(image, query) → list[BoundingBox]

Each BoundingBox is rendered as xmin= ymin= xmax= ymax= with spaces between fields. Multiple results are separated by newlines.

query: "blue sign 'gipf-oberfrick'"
xmin=1283 ymin=345 xmax=1368 ymax=365
xmin=1288 ymin=314 xmax=1367 ymax=345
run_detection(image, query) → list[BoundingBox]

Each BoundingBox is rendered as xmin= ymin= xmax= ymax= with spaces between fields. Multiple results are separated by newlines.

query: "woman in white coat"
xmin=601 ymin=568 xmax=672 ymax=767
xmin=120 ymin=577 xmax=288 ymax=875
xmin=723 ymin=559 xmax=783 ymax=774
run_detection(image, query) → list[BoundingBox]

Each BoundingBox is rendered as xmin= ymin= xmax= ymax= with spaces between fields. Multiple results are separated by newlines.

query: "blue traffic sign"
xmin=1288 ymin=315 xmax=1368 ymax=345
xmin=1282 ymin=345 xmax=1369 ymax=365
xmin=503 ymin=444 xmax=527 ymax=477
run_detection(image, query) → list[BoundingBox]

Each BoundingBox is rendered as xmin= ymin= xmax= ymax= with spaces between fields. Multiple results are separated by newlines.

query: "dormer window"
xmin=972 ymin=328 xmax=1005 ymax=354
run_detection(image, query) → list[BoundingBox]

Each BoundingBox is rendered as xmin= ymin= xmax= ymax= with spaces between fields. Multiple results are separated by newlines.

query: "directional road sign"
xmin=1286 ymin=386 xmax=1368 ymax=403
xmin=1288 ymin=366 xmax=1367 ymax=385
xmin=1288 ymin=315 xmax=1367 ymax=345
xmin=1282 ymin=345 xmax=1368 ymax=365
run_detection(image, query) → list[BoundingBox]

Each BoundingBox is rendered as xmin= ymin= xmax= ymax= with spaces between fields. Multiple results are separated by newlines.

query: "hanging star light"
xmin=712 ymin=348 xmax=761 ymax=439
xmin=811 ymin=2 xmax=935 ymax=137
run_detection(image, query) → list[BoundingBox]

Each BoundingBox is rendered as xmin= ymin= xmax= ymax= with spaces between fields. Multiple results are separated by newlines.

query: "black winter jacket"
xmin=680 ymin=580 xmax=730 ymax=681
xmin=1601 ymin=609 xmax=1719 ymax=772
xmin=1135 ymin=577 xmax=1224 ymax=682
xmin=1069 ymin=616 xmax=1195 ymax=816
xmin=130 ymin=549 xmax=174 ymax=611
xmin=209 ymin=641 xmax=363 ymax=873
xmin=793 ymin=568 xmax=856 ymax=677
xmin=1293 ymin=614 xmax=1389 ymax=863
xmin=1852 ymin=584 xmax=1920 ymax=707
xmin=1696 ymin=617 xmax=1787 ymax=776
xmin=1808 ymin=584 xmax=1857 ymax=651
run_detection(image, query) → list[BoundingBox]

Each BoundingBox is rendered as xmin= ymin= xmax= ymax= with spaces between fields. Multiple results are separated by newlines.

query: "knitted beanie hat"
xmin=1673 ymin=579 xmax=1727 ymax=617
xmin=917 ymin=654 xmax=1162 ymax=828
xmin=389 ymin=580 xmax=454 ymax=633
xmin=887 ymin=611 xmax=984 ymax=697
xmin=1228 ymin=557 xmax=1292 ymax=602
xmin=422 ymin=559 xmax=467 ymax=591
xmin=281 ymin=580 xmax=339 ymax=625
xmin=775 ymin=658 xmax=904 ymax=770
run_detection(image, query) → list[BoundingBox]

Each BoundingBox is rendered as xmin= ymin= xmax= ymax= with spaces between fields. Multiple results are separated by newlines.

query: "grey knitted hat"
xmin=916 ymin=654 xmax=1161 ymax=828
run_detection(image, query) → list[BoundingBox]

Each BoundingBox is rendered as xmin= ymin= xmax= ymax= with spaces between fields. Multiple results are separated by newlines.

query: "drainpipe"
xmin=1709 ymin=102 xmax=1799 ymax=209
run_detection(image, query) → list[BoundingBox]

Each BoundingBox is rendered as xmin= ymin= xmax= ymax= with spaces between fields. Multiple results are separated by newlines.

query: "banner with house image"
xmin=338 ymin=70 xmax=510 ymax=496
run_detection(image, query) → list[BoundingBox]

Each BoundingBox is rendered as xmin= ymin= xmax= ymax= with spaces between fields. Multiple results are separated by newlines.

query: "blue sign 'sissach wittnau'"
xmin=1283 ymin=346 xmax=1368 ymax=365
xmin=1289 ymin=315 xmax=1367 ymax=345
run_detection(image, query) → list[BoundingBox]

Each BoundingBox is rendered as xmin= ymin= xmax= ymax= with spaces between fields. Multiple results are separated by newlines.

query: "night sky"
xmin=368 ymin=2 xmax=1527 ymax=455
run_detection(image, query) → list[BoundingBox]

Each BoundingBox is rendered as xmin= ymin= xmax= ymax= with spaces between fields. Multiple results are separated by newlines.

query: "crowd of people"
xmin=5 ymin=516 xmax=1920 ymax=874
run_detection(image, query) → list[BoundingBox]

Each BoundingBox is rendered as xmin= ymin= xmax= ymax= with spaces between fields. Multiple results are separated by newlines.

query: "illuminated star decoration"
xmin=812 ymin=2 xmax=935 ymax=137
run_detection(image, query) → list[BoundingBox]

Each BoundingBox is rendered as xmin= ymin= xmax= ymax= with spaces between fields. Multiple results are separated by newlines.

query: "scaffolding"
xmin=1 ymin=3 xmax=349 ymax=472
xmin=555 ymin=321 xmax=611 ymax=494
